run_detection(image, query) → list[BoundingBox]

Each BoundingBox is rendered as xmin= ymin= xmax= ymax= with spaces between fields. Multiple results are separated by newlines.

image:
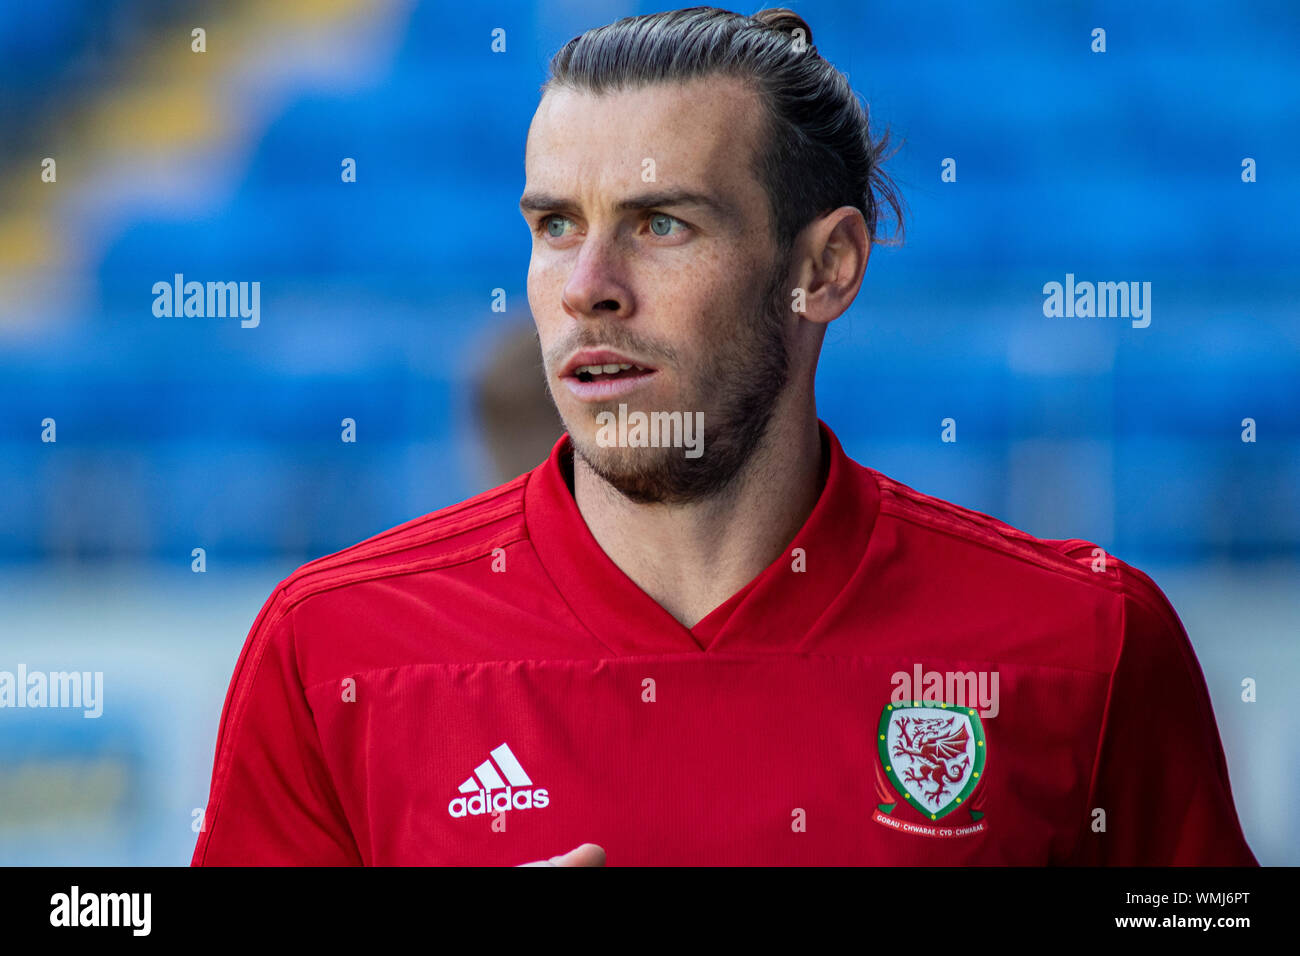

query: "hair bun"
xmin=753 ymin=7 xmax=813 ymax=45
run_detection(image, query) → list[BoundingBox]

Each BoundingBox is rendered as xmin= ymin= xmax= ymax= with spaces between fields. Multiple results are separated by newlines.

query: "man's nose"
xmin=561 ymin=233 xmax=632 ymax=320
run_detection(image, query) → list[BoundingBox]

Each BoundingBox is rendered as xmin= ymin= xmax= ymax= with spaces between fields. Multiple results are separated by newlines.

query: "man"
xmin=192 ymin=7 xmax=1256 ymax=866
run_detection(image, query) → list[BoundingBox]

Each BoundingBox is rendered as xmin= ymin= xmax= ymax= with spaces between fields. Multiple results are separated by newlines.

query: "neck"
xmin=572 ymin=400 xmax=825 ymax=629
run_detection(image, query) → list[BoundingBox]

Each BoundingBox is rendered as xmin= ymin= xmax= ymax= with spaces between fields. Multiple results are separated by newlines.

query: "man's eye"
xmin=648 ymin=213 xmax=685 ymax=237
xmin=539 ymin=215 xmax=573 ymax=238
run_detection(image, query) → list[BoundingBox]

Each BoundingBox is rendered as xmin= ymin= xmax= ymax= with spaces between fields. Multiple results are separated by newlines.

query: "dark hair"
xmin=543 ymin=6 xmax=906 ymax=261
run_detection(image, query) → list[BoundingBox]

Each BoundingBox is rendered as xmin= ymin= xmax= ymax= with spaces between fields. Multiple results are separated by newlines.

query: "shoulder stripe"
xmin=869 ymin=469 xmax=1125 ymax=593
xmin=279 ymin=474 xmax=529 ymax=607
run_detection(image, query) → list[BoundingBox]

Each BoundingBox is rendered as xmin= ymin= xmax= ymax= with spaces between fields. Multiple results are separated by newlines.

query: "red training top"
xmin=191 ymin=422 xmax=1257 ymax=865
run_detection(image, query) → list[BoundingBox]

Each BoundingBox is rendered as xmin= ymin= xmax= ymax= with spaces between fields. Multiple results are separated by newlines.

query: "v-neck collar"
xmin=524 ymin=420 xmax=880 ymax=655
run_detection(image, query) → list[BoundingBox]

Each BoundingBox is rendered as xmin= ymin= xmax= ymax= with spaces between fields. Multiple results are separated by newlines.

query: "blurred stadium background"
xmin=0 ymin=0 xmax=1296 ymax=865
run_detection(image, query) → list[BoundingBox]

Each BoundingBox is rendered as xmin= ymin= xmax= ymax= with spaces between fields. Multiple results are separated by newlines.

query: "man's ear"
xmin=790 ymin=206 xmax=871 ymax=327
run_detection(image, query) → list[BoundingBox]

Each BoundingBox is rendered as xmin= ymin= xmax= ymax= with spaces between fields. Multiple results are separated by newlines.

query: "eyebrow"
xmin=518 ymin=189 xmax=736 ymax=223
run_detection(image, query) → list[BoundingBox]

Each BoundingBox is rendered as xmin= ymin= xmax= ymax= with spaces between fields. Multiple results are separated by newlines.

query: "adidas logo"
xmin=447 ymin=742 xmax=550 ymax=818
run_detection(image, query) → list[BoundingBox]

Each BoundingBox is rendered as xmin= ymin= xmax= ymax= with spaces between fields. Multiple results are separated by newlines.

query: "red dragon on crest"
xmin=890 ymin=714 xmax=972 ymax=806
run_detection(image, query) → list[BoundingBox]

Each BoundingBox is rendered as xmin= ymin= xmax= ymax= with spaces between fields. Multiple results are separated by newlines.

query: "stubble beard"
xmin=558 ymin=259 xmax=791 ymax=505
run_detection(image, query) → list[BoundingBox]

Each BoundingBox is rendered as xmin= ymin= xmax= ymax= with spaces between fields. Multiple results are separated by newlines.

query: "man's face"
xmin=520 ymin=76 xmax=791 ymax=504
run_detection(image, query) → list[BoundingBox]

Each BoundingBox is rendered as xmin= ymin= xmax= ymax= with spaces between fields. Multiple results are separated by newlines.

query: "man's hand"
xmin=518 ymin=843 xmax=606 ymax=867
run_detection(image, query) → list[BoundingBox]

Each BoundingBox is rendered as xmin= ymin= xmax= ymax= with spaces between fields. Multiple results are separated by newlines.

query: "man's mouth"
xmin=572 ymin=362 xmax=654 ymax=384
xmin=560 ymin=350 xmax=659 ymax=401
